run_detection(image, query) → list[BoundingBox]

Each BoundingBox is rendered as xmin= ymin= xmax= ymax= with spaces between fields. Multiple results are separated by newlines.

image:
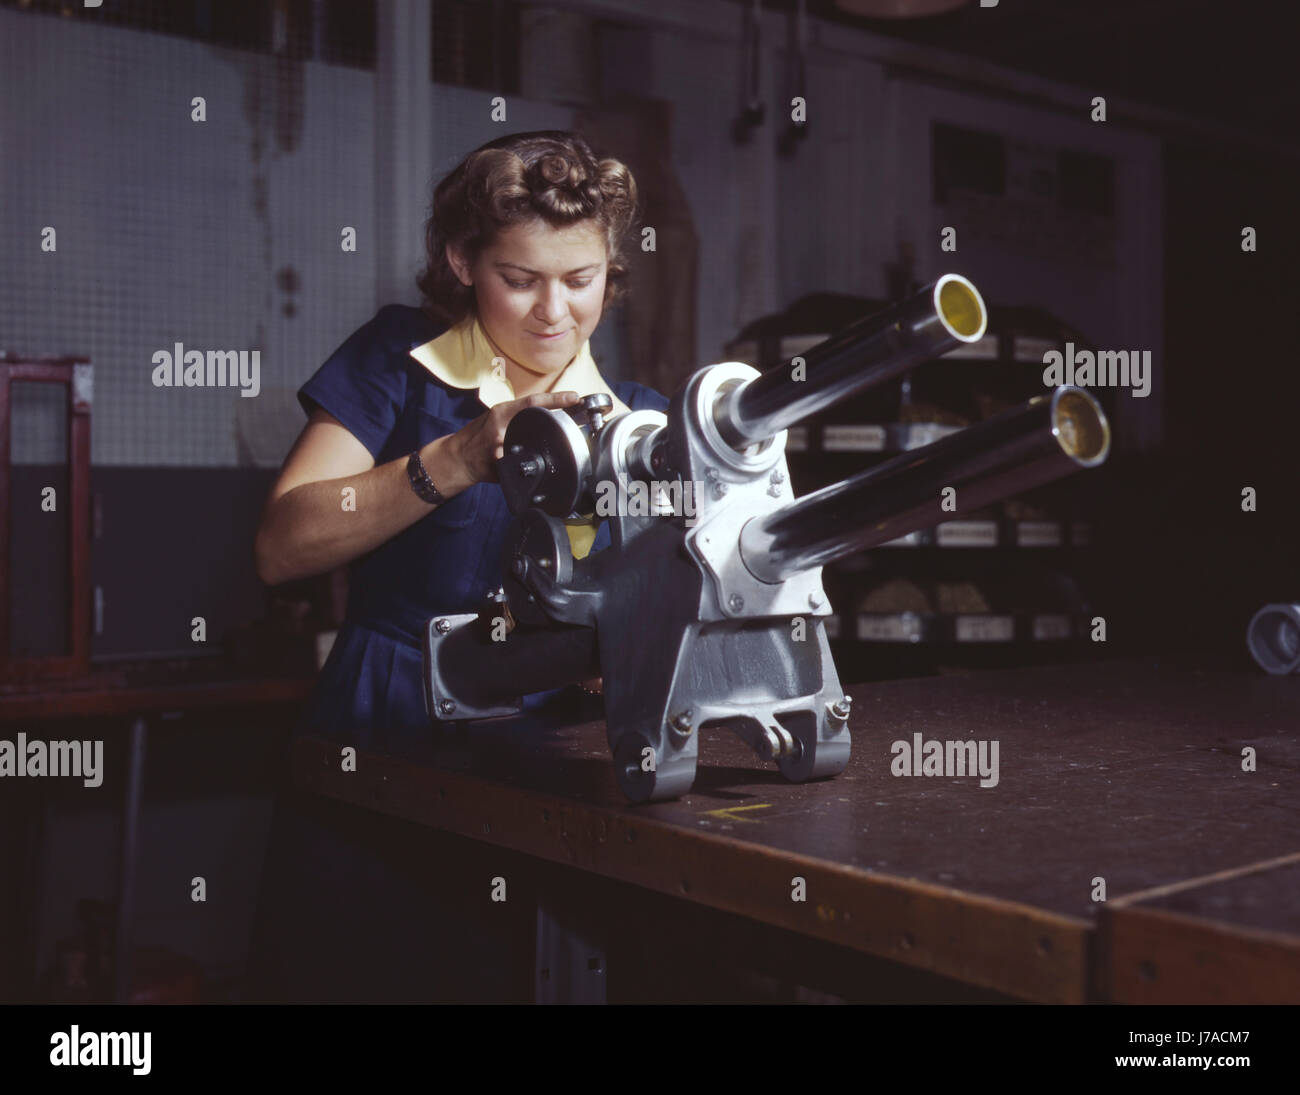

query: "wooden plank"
xmin=293 ymin=657 xmax=1300 ymax=1001
xmin=294 ymin=734 xmax=1092 ymax=1002
xmin=0 ymin=676 xmax=313 ymax=720
xmin=1101 ymin=854 xmax=1300 ymax=1003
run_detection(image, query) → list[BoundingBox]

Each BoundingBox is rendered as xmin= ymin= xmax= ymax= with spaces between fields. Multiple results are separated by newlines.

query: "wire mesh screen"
xmin=0 ymin=0 xmax=376 ymax=467
xmin=0 ymin=0 xmax=624 ymax=468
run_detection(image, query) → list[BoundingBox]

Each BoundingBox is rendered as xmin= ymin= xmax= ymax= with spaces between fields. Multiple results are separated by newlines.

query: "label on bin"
xmin=955 ymin=615 xmax=1014 ymax=642
xmin=858 ymin=613 xmax=924 ymax=642
xmin=1032 ymin=614 xmax=1071 ymax=641
xmin=937 ymin=520 xmax=998 ymax=547
xmin=1017 ymin=521 xmax=1062 ymax=547
xmin=823 ymin=424 xmax=886 ymax=452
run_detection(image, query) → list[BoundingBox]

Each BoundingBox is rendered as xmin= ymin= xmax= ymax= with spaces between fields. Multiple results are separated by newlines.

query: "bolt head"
xmin=808 ymin=593 xmax=823 ymax=609
xmin=434 ymin=618 xmax=452 ymax=634
xmin=728 ymin=593 xmax=745 ymax=612
xmin=712 ymin=482 xmax=728 ymax=500
xmin=438 ymin=699 xmax=456 ymax=715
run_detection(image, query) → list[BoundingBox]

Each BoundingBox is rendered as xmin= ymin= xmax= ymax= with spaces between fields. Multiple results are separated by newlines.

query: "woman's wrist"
xmin=418 ymin=434 xmax=475 ymax=498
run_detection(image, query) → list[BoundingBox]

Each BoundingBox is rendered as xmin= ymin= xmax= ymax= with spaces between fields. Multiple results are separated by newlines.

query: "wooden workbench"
xmin=292 ymin=656 xmax=1300 ymax=1003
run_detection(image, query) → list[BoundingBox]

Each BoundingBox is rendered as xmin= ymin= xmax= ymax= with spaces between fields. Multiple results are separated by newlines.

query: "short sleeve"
xmin=298 ymin=306 xmax=419 ymax=460
xmin=614 ymin=381 xmax=671 ymax=414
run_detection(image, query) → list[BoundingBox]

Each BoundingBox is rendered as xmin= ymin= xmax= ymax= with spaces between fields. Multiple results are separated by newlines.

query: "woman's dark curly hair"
xmin=416 ymin=130 xmax=640 ymax=327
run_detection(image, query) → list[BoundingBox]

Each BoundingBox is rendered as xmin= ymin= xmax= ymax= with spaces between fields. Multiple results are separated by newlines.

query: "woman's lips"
xmin=531 ymin=328 xmax=570 ymax=340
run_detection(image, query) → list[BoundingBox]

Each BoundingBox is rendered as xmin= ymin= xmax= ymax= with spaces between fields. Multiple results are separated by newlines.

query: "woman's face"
xmin=448 ymin=219 xmax=608 ymax=392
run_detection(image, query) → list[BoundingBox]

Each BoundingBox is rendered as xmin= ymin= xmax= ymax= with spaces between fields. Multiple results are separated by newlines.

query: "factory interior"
xmin=0 ymin=0 xmax=1297 ymax=1031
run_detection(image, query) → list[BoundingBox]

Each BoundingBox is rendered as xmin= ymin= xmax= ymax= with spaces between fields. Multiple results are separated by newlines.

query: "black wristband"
xmin=407 ymin=449 xmax=447 ymax=505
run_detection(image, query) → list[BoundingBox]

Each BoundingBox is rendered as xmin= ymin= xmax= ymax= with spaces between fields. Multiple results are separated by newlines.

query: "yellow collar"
xmin=408 ymin=314 xmax=630 ymax=416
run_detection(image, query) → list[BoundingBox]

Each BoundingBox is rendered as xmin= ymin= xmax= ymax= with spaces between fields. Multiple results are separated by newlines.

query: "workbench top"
xmin=295 ymin=656 xmax=1300 ymax=1002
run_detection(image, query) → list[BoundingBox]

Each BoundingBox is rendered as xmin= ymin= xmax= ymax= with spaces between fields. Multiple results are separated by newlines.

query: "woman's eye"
xmin=504 ymin=278 xmax=594 ymax=290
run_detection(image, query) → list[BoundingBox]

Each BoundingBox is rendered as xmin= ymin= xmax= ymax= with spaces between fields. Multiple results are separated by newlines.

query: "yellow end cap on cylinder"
xmin=937 ymin=277 xmax=986 ymax=340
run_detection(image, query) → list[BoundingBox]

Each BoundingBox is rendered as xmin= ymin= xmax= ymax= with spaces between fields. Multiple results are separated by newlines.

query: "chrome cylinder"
xmin=715 ymin=274 xmax=987 ymax=448
xmin=738 ymin=386 xmax=1110 ymax=584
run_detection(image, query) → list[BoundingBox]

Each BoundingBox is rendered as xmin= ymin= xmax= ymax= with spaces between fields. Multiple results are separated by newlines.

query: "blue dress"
xmin=247 ymin=306 xmax=669 ymax=1000
xmin=295 ymin=304 xmax=670 ymax=743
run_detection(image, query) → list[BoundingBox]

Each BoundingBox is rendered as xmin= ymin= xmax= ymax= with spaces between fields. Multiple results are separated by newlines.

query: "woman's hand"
xmin=448 ymin=390 xmax=583 ymax=485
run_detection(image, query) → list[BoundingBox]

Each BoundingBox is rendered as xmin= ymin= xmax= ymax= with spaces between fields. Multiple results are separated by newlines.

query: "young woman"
xmin=255 ymin=129 xmax=668 ymax=736
xmin=248 ymin=131 xmax=670 ymax=1000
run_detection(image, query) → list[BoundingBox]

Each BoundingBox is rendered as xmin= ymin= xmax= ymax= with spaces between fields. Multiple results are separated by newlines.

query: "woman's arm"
xmin=255 ymin=390 xmax=581 ymax=585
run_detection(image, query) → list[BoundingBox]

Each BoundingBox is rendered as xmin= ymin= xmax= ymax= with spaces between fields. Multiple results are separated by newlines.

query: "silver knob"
xmin=581 ymin=393 xmax=614 ymax=433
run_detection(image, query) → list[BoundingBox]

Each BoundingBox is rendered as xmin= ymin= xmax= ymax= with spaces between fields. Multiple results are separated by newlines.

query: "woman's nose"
xmin=535 ymin=283 xmax=567 ymax=323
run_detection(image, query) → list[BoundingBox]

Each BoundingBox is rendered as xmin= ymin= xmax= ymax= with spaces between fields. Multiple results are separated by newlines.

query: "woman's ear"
xmin=445 ymin=243 xmax=472 ymax=287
